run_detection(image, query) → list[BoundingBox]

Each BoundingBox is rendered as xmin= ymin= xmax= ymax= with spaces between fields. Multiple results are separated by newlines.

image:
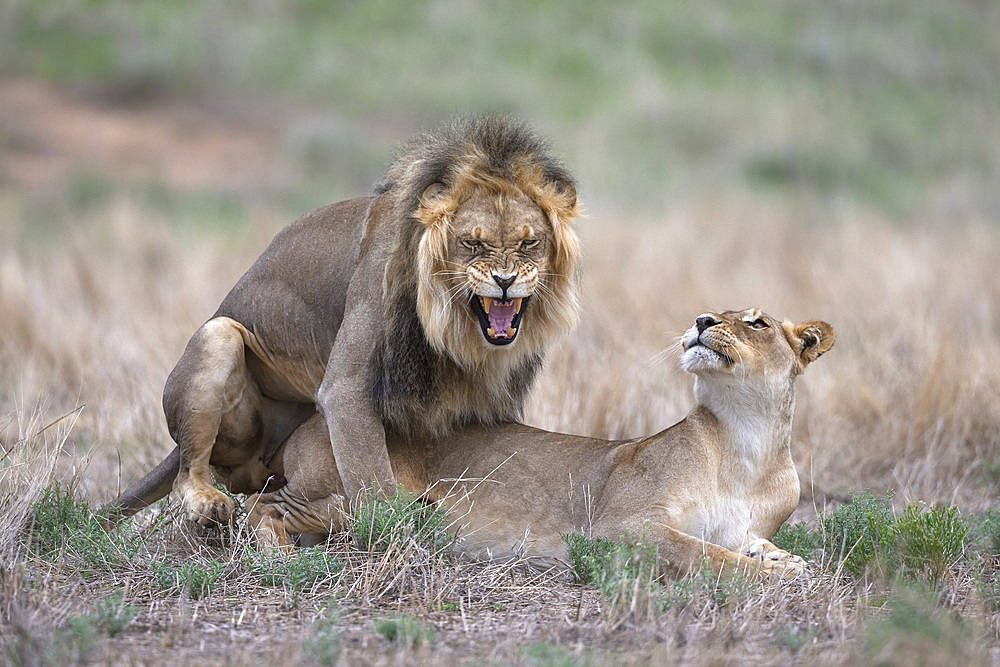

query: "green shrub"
xmin=26 ymin=482 xmax=98 ymax=556
xmin=351 ymin=487 xmax=451 ymax=554
xmin=896 ymin=503 xmax=968 ymax=581
xmin=563 ymin=533 xmax=619 ymax=585
xmin=152 ymin=560 xmax=224 ymax=599
xmin=772 ymin=520 xmax=823 ymax=558
xmin=373 ymin=615 xmax=434 ymax=648
xmin=821 ymin=490 xmax=898 ymax=576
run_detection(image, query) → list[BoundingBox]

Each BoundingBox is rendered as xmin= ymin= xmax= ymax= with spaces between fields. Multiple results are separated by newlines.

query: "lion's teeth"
xmin=514 ymin=297 xmax=522 ymax=313
xmin=487 ymin=326 xmax=496 ymax=338
xmin=481 ymin=297 xmax=491 ymax=314
xmin=506 ymin=326 xmax=516 ymax=337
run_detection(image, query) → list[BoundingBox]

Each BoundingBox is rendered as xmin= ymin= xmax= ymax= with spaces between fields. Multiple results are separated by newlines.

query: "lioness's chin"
xmin=469 ymin=294 xmax=530 ymax=346
xmin=680 ymin=343 xmax=734 ymax=373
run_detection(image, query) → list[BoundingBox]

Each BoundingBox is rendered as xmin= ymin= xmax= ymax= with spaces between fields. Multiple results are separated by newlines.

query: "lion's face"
xmin=416 ymin=182 xmax=580 ymax=366
xmin=450 ymin=191 xmax=550 ymax=346
xmin=680 ymin=309 xmax=835 ymax=378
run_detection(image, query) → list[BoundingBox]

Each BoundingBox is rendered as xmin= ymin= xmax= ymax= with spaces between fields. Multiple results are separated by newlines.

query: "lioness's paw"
xmin=183 ymin=487 xmax=235 ymax=526
xmin=745 ymin=538 xmax=807 ymax=579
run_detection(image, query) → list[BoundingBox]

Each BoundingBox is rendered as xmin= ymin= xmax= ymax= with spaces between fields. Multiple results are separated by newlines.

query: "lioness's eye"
xmin=519 ymin=239 xmax=538 ymax=249
xmin=748 ymin=319 xmax=769 ymax=329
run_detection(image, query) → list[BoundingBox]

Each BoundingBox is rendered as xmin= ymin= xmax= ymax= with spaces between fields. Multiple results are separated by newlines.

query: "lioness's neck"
xmin=692 ymin=375 xmax=796 ymax=467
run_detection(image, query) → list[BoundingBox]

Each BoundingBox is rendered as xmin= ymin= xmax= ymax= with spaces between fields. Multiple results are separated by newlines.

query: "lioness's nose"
xmin=696 ymin=315 xmax=718 ymax=334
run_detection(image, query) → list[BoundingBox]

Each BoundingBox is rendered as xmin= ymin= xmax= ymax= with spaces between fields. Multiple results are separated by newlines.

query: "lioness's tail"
xmin=101 ymin=446 xmax=179 ymax=524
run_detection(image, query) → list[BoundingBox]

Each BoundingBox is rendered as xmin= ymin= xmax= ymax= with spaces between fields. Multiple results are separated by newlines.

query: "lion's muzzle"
xmin=470 ymin=295 xmax=528 ymax=345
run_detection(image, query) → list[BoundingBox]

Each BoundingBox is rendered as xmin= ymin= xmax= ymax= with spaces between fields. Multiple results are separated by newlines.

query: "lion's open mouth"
xmin=469 ymin=295 xmax=528 ymax=346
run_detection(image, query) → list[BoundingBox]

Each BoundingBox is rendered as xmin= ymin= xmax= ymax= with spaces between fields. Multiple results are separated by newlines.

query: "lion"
xmin=245 ymin=309 xmax=834 ymax=578
xmin=104 ymin=115 xmax=582 ymax=526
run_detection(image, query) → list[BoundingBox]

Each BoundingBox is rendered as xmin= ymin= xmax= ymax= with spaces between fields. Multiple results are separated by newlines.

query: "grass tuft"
xmin=151 ymin=560 xmax=224 ymax=599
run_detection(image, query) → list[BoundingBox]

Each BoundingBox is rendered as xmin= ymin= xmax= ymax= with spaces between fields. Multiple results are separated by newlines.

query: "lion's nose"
xmin=493 ymin=273 xmax=516 ymax=299
xmin=696 ymin=315 xmax=718 ymax=334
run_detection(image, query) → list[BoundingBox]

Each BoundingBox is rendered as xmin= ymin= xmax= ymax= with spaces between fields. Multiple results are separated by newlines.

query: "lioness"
xmin=247 ymin=309 xmax=834 ymax=577
xmin=106 ymin=115 xmax=581 ymax=525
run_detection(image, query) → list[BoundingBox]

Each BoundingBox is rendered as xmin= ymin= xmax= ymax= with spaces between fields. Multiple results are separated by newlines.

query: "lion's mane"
xmin=371 ymin=115 xmax=581 ymax=436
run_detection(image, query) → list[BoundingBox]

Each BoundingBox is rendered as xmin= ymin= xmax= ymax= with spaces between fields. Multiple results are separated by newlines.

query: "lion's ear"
xmin=783 ymin=320 xmax=835 ymax=370
xmin=420 ymin=182 xmax=447 ymax=207
xmin=416 ymin=182 xmax=453 ymax=230
xmin=551 ymin=177 xmax=577 ymax=213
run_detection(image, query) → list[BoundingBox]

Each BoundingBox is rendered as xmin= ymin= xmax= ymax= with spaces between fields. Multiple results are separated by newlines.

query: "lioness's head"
xmin=398 ymin=116 xmax=581 ymax=366
xmin=680 ymin=309 xmax=835 ymax=380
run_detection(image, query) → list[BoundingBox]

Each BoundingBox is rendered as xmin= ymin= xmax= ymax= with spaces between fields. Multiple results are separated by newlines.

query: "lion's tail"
xmin=100 ymin=446 xmax=179 ymax=525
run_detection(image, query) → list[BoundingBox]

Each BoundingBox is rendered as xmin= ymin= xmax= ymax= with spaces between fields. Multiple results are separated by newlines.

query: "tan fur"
xmin=247 ymin=309 xmax=834 ymax=579
xmin=104 ymin=116 xmax=581 ymax=525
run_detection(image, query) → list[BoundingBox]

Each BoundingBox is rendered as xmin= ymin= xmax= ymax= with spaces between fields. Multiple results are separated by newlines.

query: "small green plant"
xmin=374 ymin=615 xmax=434 ymax=649
xmin=248 ymin=547 xmax=342 ymax=592
xmin=970 ymin=508 xmax=1000 ymax=555
xmin=975 ymin=567 xmax=1000 ymax=612
xmin=772 ymin=520 xmax=823 ymax=558
xmin=54 ymin=615 xmax=99 ymax=663
xmin=303 ymin=601 xmax=342 ymax=666
xmin=152 ymin=560 xmax=224 ymax=599
xmin=863 ymin=582 xmax=983 ymax=665
xmin=90 ymin=591 xmax=140 ymax=637
xmin=775 ymin=624 xmax=821 ymax=653
xmin=821 ymin=490 xmax=898 ymax=576
xmin=896 ymin=503 xmax=968 ymax=581
xmin=351 ymin=486 xmax=451 ymax=554
xmin=521 ymin=642 xmax=589 ymax=666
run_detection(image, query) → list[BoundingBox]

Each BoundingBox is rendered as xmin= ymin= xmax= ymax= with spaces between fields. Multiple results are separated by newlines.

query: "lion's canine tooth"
xmin=481 ymin=296 xmax=491 ymax=314
xmin=487 ymin=326 xmax=496 ymax=338
xmin=506 ymin=326 xmax=516 ymax=337
xmin=514 ymin=297 xmax=522 ymax=313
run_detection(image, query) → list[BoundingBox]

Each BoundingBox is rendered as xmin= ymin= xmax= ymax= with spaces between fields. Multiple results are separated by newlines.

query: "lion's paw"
xmin=181 ymin=485 xmax=235 ymax=526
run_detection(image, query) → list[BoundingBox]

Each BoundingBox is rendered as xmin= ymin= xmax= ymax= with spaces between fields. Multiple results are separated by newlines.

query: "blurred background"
xmin=2 ymin=0 xmax=999 ymax=511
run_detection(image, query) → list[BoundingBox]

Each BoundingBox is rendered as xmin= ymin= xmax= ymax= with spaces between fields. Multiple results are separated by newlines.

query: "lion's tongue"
xmin=488 ymin=300 xmax=517 ymax=336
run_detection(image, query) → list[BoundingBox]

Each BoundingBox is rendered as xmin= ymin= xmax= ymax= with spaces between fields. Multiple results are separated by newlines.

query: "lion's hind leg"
xmin=164 ymin=316 xmax=264 ymax=526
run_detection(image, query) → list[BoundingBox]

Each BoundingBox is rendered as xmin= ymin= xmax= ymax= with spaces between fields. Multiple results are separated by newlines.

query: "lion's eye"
xmin=462 ymin=239 xmax=483 ymax=250
xmin=519 ymin=239 xmax=538 ymax=250
xmin=748 ymin=319 xmax=769 ymax=330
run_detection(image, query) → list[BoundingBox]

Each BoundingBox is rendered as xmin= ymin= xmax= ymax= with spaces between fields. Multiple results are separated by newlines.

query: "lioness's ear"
xmin=783 ymin=320 xmax=835 ymax=369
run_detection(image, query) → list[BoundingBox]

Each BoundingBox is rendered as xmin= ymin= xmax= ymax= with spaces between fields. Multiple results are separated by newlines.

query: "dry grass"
xmin=2 ymin=81 xmax=1000 ymax=664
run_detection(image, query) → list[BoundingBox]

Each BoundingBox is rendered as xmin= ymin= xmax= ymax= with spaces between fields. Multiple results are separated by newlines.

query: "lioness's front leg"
xmin=601 ymin=521 xmax=800 ymax=580
xmin=164 ymin=317 xmax=263 ymax=525
xmin=744 ymin=538 xmax=806 ymax=576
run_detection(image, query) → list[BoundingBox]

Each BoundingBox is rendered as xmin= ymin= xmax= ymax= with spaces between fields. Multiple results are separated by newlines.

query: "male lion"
xmin=107 ymin=115 xmax=581 ymax=525
xmin=246 ymin=309 xmax=834 ymax=578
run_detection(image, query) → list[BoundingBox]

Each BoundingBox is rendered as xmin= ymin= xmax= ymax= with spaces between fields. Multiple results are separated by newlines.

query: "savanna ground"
xmin=2 ymin=1 xmax=1000 ymax=664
